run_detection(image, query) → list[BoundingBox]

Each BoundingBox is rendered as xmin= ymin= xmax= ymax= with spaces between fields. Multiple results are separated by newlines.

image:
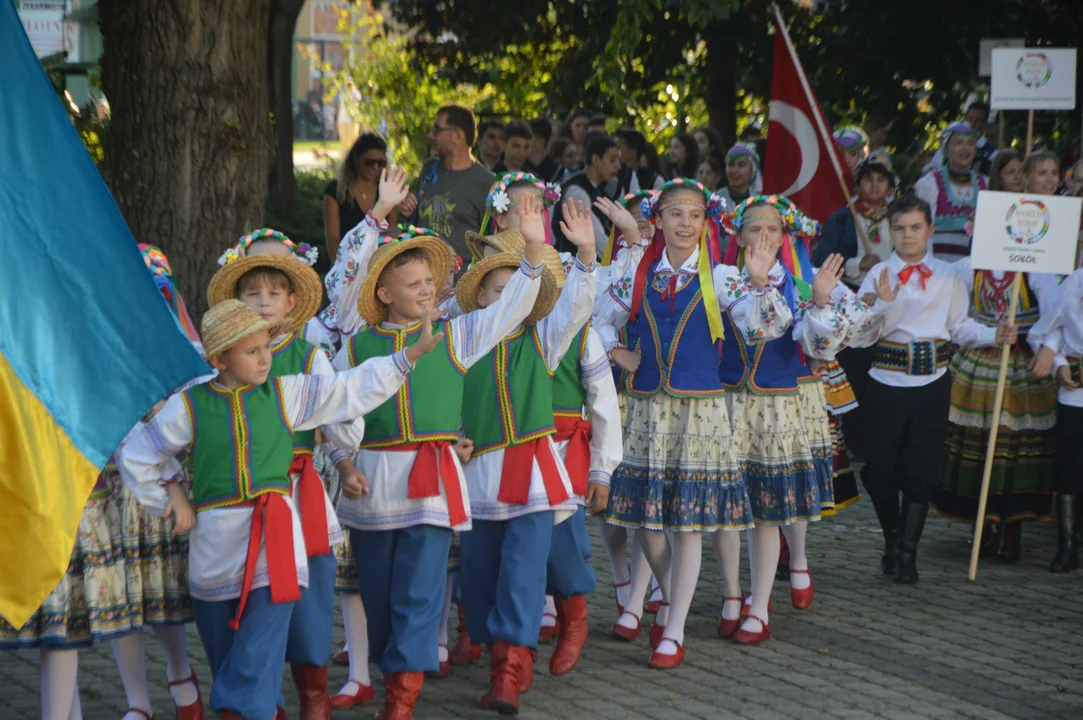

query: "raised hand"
xmin=610 ymin=347 xmax=641 ymax=374
xmin=812 ymin=254 xmax=845 ymax=307
xmin=744 ymin=228 xmax=782 ymax=289
xmin=594 ymin=197 xmax=638 ymax=242
xmin=1029 ymin=346 xmax=1055 ymax=379
xmin=373 ymin=166 xmax=411 ymax=220
xmin=404 ymin=301 xmax=446 ymax=365
xmin=873 ymin=266 xmax=900 ymax=304
xmin=558 ymin=198 xmax=598 ymax=261
xmin=519 ymin=192 xmax=545 ymax=246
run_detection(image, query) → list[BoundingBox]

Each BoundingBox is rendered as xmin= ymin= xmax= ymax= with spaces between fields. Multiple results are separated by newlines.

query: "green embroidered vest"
xmin=552 ymin=326 xmax=588 ymax=417
xmin=269 ymin=333 xmax=321 ymax=453
xmin=462 ymin=326 xmax=555 ymax=456
xmin=347 ymin=322 xmax=465 ymax=447
xmin=182 ymin=380 xmax=295 ymax=511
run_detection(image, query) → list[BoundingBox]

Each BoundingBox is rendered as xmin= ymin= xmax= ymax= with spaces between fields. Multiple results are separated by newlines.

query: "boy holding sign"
xmin=850 ymin=195 xmax=1017 ymax=585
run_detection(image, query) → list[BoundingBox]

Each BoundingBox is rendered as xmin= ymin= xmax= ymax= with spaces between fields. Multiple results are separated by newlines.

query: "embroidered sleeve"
xmin=281 ymin=354 xmax=407 ymax=432
xmin=310 ymin=347 xmax=365 ymax=456
xmin=581 ymin=328 xmax=622 ymax=481
xmin=116 ymin=395 xmax=192 ymax=517
xmin=520 ymin=257 xmax=544 ymax=280
xmin=593 ymin=278 xmax=632 ymax=352
xmin=715 ymin=264 xmax=793 ymax=345
xmin=324 ymin=214 xmax=384 ymax=337
xmin=539 ymin=261 xmax=598 ymax=370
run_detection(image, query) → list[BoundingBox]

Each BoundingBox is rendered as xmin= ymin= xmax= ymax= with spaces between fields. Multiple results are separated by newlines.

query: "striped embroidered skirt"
xmin=111 ymin=471 xmax=192 ymax=625
xmin=726 ymin=382 xmax=835 ymax=525
xmin=0 ymin=478 xmax=135 ymax=648
xmin=607 ymin=393 xmax=753 ymax=532
xmin=819 ymin=362 xmax=860 ymax=515
xmin=936 ymin=346 xmax=1057 ymax=523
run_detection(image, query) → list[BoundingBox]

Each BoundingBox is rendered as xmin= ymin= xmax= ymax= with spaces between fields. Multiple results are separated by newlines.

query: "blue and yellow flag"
xmin=0 ymin=6 xmax=210 ymax=627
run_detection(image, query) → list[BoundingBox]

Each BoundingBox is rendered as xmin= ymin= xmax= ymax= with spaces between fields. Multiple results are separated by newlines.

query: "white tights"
xmin=744 ymin=525 xmax=780 ymax=632
xmin=437 ymin=573 xmax=453 ymax=663
xmin=656 ymin=532 xmax=702 ymax=655
xmin=40 ymin=648 xmax=81 ymax=720
xmin=337 ymin=593 xmax=371 ymax=696
xmin=601 ymin=519 xmax=662 ymax=611
xmin=112 ymin=626 xmax=196 ymax=718
xmin=712 ymin=530 xmax=744 ymax=621
xmin=781 ymin=521 xmax=811 ymax=589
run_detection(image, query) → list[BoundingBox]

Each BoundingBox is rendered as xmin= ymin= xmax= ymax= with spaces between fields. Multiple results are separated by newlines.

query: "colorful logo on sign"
xmin=1005 ymin=199 xmax=1050 ymax=245
xmin=1016 ymin=52 xmax=1053 ymax=88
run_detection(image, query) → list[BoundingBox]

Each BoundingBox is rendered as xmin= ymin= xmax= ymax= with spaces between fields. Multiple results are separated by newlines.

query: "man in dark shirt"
xmin=493 ymin=120 xmax=532 ymax=174
xmin=524 ymin=117 xmax=562 ymax=183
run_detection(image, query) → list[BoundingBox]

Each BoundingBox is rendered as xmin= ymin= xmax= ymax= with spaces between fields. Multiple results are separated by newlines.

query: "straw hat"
xmin=207 ymin=253 xmax=322 ymax=334
xmin=465 ymin=229 xmax=566 ymax=292
xmin=357 ymin=235 xmax=455 ymax=326
xmin=456 ymin=251 xmax=559 ymax=325
xmin=201 ymin=299 xmax=282 ymax=359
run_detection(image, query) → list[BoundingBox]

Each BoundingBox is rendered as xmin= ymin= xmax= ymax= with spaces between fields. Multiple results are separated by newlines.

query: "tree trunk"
xmin=268 ymin=0 xmax=306 ymax=223
xmin=705 ymin=23 xmax=737 ymax=148
xmin=99 ymin=0 xmax=274 ymax=323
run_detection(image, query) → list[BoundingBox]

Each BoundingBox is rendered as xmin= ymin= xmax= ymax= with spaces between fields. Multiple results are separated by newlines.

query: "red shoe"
xmin=648 ymin=602 xmax=668 ymax=650
xmin=549 ymin=595 xmax=588 ymax=676
xmin=122 ymin=710 xmax=153 ymax=720
xmin=332 ymin=649 xmax=349 ymax=667
xmin=648 ymin=642 xmax=685 ymax=670
xmin=644 ymin=589 xmax=662 ymax=615
xmin=790 ymin=568 xmax=814 ymax=610
xmin=450 ymin=605 xmax=483 ymax=665
xmin=610 ymin=612 xmax=642 ymax=642
xmin=538 ymin=611 xmax=559 ymax=644
xmin=476 ymin=641 xmax=528 ymax=715
xmin=733 ymin=615 xmax=772 ymax=645
xmin=376 ymin=671 xmax=424 ymax=720
xmin=520 ymin=649 xmax=536 ymax=693
xmin=330 ymin=680 xmax=376 ymax=709
xmin=740 ymin=594 xmax=773 ymax=619
xmin=167 ymin=670 xmax=203 ymax=720
xmin=614 ymin=579 xmax=630 ymax=615
xmin=716 ymin=596 xmax=743 ymax=640
xmin=290 ymin=664 xmax=332 ymax=720
xmin=426 ymin=643 xmax=451 ymax=679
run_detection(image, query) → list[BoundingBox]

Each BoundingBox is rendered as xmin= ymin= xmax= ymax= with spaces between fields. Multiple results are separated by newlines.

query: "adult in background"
xmin=696 ymin=156 xmax=723 ymax=192
xmin=719 ymin=143 xmax=761 ymax=209
xmin=833 ymin=126 xmax=869 ymax=175
xmin=564 ymin=108 xmax=591 ymax=166
xmin=913 ymin=121 xmax=988 ymax=260
xmin=552 ymin=133 xmax=622 ymax=256
xmin=525 ymin=117 xmax=562 ymax=183
xmin=693 ymin=126 xmax=726 ymax=166
xmin=413 ymin=105 xmax=495 ymax=262
xmin=324 ymin=132 xmax=394 ymax=261
xmin=477 ymin=119 xmax=505 ymax=171
xmin=589 ymin=114 xmax=608 ymax=134
xmin=550 ymin=137 xmax=578 ymax=183
xmin=667 ymin=133 xmax=699 ymax=180
xmin=494 ymin=120 xmax=532 ymax=174
xmin=614 ymin=128 xmax=665 ymax=194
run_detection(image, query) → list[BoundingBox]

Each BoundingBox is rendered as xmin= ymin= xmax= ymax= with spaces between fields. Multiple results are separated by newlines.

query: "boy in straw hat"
xmin=454 ymin=198 xmax=599 ymax=715
xmin=117 ymin=299 xmax=442 ymax=720
xmin=208 ymin=229 xmax=365 ymax=719
xmin=467 ymin=209 xmax=624 ymax=676
xmin=329 ymin=194 xmax=567 ymax=720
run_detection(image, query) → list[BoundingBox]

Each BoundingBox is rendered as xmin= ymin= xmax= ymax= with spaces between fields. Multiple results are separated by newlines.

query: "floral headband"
xmin=378 ymin=224 xmax=439 ymax=245
xmin=218 ymin=228 xmax=318 ymax=267
xmin=724 ymin=194 xmax=821 ymax=243
xmin=641 ymin=177 xmax=725 ymax=220
xmin=621 ymin=189 xmax=657 ymax=215
xmin=486 ymin=171 xmax=561 ymax=213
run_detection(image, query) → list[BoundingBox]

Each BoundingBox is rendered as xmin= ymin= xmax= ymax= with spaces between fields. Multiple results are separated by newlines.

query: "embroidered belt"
xmin=290 ymin=452 xmax=330 ymax=557
xmin=385 ymin=441 xmax=469 ymax=526
xmin=873 ymin=340 xmax=951 ymax=376
xmin=553 ymin=414 xmax=592 ymax=496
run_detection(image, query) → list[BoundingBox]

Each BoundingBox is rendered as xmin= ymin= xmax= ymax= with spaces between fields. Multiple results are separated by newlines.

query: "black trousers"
xmin=860 ymin=373 xmax=952 ymax=506
xmin=837 ymin=344 xmax=876 ymax=458
xmin=1056 ymin=403 xmax=1083 ymax=494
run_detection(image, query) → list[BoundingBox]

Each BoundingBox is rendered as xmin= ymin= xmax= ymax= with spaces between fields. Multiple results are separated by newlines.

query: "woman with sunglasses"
xmin=324 ymin=133 xmax=395 ymax=261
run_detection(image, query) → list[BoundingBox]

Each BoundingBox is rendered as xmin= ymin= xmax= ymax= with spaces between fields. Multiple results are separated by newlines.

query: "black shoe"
xmin=973 ymin=522 xmax=1002 ymax=559
xmin=1050 ymin=495 xmax=1079 ymax=573
xmin=871 ymin=496 xmax=900 ymax=576
xmin=880 ymin=534 xmax=898 ymax=575
xmin=895 ymin=502 xmax=929 ymax=585
xmin=997 ymin=521 xmax=1021 ymax=563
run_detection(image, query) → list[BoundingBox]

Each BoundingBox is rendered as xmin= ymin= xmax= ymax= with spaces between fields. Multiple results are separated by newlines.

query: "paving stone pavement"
xmin=4 ymin=498 xmax=1083 ymax=720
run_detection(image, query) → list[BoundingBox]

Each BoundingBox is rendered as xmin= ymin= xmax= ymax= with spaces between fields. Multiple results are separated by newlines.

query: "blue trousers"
xmin=193 ymin=587 xmax=293 ymax=720
xmin=546 ymin=507 xmax=596 ymax=598
xmin=285 ymin=553 xmax=336 ymax=666
xmin=352 ymin=525 xmax=452 ymax=673
xmin=459 ymin=512 xmax=553 ymax=648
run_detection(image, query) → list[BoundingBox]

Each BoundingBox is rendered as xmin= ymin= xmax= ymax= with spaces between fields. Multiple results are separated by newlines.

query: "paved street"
xmin=3 ymin=499 xmax=1082 ymax=720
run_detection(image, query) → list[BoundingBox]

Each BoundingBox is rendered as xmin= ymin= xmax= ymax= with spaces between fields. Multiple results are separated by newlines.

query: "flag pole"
xmin=770 ymin=3 xmax=872 ymax=259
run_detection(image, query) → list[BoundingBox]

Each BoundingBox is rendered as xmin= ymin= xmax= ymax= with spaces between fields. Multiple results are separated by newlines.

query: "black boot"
xmin=871 ymin=496 xmax=900 ymax=575
xmin=1049 ymin=495 xmax=1079 ymax=573
xmin=997 ymin=521 xmax=1021 ymax=563
xmin=895 ymin=502 xmax=929 ymax=585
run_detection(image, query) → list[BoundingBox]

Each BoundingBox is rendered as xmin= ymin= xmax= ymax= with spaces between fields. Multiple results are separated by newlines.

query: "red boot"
xmin=549 ymin=595 xmax=588 ymax=676
xmin=450 ymin=605 xmax=483 ymax=664
xmin=290 ymin=664 xmax=332 ymax=720
xmin=377 ymin=671 xmax=425 ymax=720
xmin=520 ymin=649 xmax=536 ymax=693
xmin=476 ymin=641 xmax=528 ymax=715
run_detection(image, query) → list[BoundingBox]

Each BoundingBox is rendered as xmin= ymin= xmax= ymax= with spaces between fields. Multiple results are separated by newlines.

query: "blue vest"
xmin=719 ymin=274 xmax=810 ymax=394
xmin=627 ymin=271 xmax=724 ymax=398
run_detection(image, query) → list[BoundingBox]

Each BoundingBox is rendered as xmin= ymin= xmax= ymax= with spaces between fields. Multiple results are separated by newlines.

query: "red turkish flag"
xmin=762 ymin=16 xmax=853 ymax=225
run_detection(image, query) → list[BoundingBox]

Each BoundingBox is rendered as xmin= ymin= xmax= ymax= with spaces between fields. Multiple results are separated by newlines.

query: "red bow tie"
xmin=898 ymin=263 xmax=932 ymax=290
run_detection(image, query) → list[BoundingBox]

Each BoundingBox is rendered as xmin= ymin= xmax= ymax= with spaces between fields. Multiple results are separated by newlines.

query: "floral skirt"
xmin=0 ymin=486 xmax=134 ymax=648
xmin=111 ymin=472 xmax=192 ymax=625
xmin=936 ymin=346 xmax=1056 ymax=523
xmin=606 ymin=393 xmax=752 ymax=532
xmin=727 ymin=382 xmax=834 ymax=525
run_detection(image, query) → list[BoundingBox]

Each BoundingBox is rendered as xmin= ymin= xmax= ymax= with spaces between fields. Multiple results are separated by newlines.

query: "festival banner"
xmin=990 ymin=48 xmax=1077 ymax=110
xmin=970 ymin=191 xmax=1081 ymax=274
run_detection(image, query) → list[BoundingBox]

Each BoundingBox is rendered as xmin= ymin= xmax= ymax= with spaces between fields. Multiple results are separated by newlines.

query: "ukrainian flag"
xmin=0 ymin=6 xmax=210 ymax=627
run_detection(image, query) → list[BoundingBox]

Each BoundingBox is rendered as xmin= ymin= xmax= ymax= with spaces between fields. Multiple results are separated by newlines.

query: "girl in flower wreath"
xmin=593 ymin=177 xmax=796 ymax=669
xmin=713 ymin=195 xmax=892 ymax=644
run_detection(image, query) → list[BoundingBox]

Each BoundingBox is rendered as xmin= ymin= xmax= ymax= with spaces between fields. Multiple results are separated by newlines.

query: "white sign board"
xmin=990 ymin=48 xmax=1077 ymax=110
xmin=19 ymin=8 xmax=67 ymax=58
xmin=971 ymin=191 xmax=1082 ymax=274
xmin=979 ymin=38 xmax=1024 ymax=76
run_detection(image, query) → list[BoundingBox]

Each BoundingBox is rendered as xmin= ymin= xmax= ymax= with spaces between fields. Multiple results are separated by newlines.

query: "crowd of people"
xmin=5 ymin=99 xmax=1083 ymax=720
